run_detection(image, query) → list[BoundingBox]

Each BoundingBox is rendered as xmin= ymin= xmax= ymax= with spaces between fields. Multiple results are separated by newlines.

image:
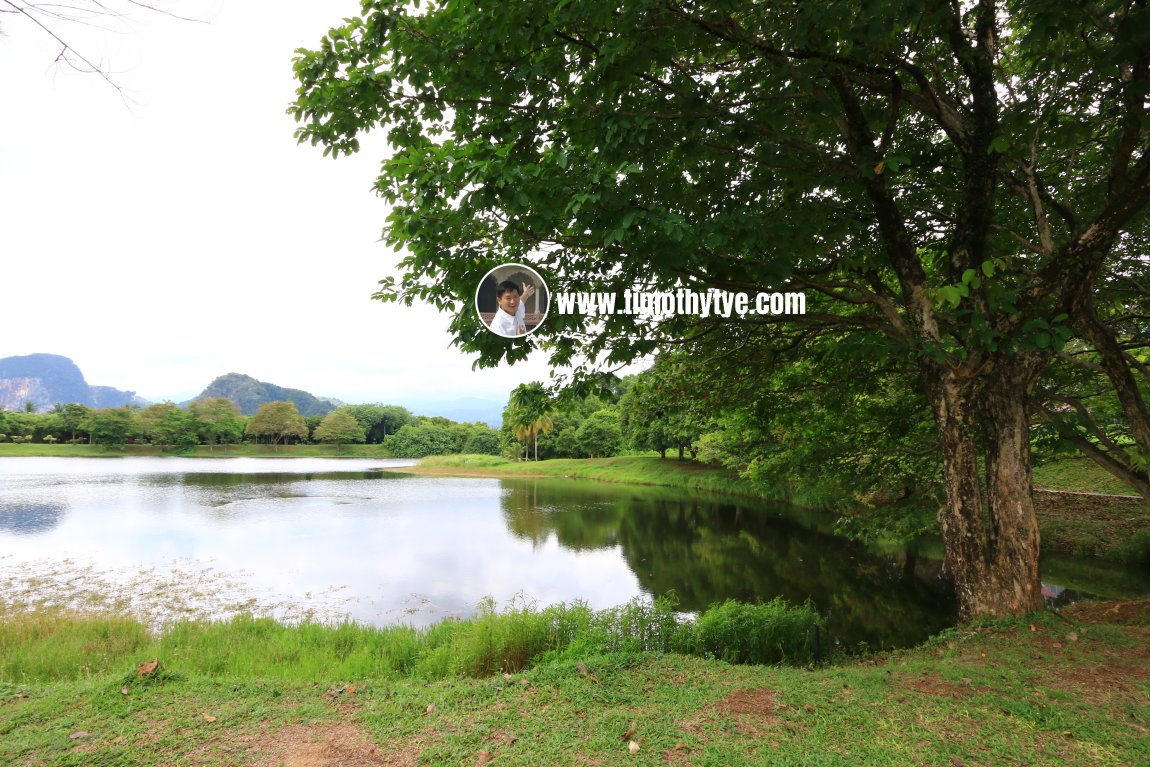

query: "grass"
xmin=1033 ymin=456 xmax=1142 ymax=496
xmin=401 ymin=454 xmax=764 ymax=497
xmin=1 ymin=603 xmax=1147 ymax=766
xmin=0 ymin=598 xmax=821 ymax=685
xmin=418 ymin=453 xmax=513 ymax=469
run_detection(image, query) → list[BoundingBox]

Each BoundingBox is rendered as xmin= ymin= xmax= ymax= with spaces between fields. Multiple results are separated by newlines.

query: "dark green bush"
xmin=1116 ymin=530 xmax=1150 ymax=571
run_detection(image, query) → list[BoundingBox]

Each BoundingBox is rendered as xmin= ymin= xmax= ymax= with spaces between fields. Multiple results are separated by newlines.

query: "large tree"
xmin=245 ymin=401 xmax=308 ymax=446
xmin=188 ymin=397 xmax=245 ymax=447
xmin=292 ymin=0 xmax=1150 ymax=618
xmin=314 ymin=410 xmax=367 ymax=446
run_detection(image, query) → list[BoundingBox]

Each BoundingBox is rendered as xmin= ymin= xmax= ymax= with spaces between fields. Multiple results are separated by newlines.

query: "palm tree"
xmin=507 ymin=382 xmax=555 ymax=461
xmin=508 ymin=409 xmax=532 ymax=461
xmin=530 ymin=413 xmax=554 ymax=461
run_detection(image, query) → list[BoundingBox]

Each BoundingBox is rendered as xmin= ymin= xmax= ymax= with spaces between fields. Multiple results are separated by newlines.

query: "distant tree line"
xmin=499 ymin=371 xmax=701 ymax=462
xmin=0 ymin=399 xmax=501 ymax=455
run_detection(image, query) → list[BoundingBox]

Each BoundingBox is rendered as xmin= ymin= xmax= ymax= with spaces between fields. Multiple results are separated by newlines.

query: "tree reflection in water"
xmin=500 ymin=478 xmax=957 ymax=650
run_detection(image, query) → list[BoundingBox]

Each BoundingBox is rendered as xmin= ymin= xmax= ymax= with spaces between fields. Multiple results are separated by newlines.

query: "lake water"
xmin=2 ymin=457 xmax=1144 ymax=649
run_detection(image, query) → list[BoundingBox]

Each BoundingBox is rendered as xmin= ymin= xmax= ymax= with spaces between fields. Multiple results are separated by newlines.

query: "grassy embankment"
xmin=404 ymin=453 xmax=763 ymax=497
xmin=0 ymin=443 xmax=396 ymax=458
xmin=1 ymin=601 xmax=1147 ymax=766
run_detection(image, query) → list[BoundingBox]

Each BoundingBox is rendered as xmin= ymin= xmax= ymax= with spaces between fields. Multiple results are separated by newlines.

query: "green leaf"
xmin=938 ymin=285 xmax=963 ymax=307
xmin=988 ymin=136 xmax=1011 ymax=154
xmin=885 ymin=155 xmax=912 ymax=172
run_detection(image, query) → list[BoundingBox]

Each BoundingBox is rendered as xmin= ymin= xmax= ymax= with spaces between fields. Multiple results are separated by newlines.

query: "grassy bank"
xmin=0 ymin=599 xmax=821 ymax=685
xmin=1033 ymin=457 xmax=1142 ymax=496
xmin=402 ymin=454 xmax=763 ymax=497
xmin=0 ymin=443 xmax=397 ymax=458
xmin=1 ymin=601 xmax=1147 ymax=766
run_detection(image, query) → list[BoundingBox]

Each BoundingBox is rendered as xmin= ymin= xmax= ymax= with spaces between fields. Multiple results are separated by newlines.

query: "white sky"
xmin=0 ymin=1 xmax=563 ymax=406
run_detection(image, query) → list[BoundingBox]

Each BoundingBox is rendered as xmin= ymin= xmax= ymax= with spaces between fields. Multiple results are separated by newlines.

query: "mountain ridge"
xmin=189 ymin=372 xmax=341 ymax=416
xmin=0 ymin=354 xmax=142 ymax=412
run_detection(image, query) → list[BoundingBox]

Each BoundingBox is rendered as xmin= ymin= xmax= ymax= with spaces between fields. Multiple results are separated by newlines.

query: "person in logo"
xmin=490 ymin=280 xmax=527 ymax=336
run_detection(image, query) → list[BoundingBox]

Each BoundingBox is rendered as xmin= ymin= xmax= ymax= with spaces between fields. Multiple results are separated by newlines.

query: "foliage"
xmin=52 ymin=403 xmax=91 ymax=443
xmin=338 ymin=403 xmax=412 ymax=443
xmin=386 ymin=419 xmax=467 ymax=458
xmin=575 ymin=410 xmax=622 ymax=459
xmin=505 ymin=382 xmax=556 ymax=460
xmin=460 ymin=427 xmax=501 ymax=455
xmin=84 ymin=407 xmax=135 ymax=446
xmin=313 ymin=410 xmax=367 ymax=445
xmin=1 ymin=596 xmax=821 ymax=685
xmin=244 ymin=401 xmax=309 ymax=445
xmin=693 ymin=599 xmax=824 ymax=666
xmin=500 ymin=388 xmax=622 ymax=460
xmin=618 ymin=361 xmax=705 ymax=460
xmin=1115 ymin=530 xmax=1150 ymax=571
xmin=187 ymin=397 xmax=245 ymax=446
xmin=137 ymin=402 xmax=197 ymax=448
xmin=291 ymin=0 xmax=1150 ymax=616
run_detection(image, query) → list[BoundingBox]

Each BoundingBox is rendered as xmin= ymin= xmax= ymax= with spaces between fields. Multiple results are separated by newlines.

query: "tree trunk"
xmin=927 ymin=360 xmax=1044 ymax=620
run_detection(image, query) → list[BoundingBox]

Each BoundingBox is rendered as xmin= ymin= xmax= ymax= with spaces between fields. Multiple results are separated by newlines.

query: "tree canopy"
xmin=313 ymin=410 xmax=367 ymax=445
xmin=245 ymin=401 xmax=309 ymax=446
xmin=292 ymin=0 xmax=1150 ymax=618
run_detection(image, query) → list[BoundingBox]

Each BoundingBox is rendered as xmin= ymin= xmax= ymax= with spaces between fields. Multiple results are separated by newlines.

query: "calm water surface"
xmin=4 ymin=456 xmax=1131 ymax=649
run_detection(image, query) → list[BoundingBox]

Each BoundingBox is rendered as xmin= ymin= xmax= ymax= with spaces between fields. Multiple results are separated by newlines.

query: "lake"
xmin=2 ymin=457 xmax=1144 ymax=650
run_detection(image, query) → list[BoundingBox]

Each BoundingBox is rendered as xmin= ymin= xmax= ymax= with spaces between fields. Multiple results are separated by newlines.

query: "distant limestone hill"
xmin=0 ymin=353 xmax=142 ymax=413
xmin=191 ymin=373 xmax=340 ymax=416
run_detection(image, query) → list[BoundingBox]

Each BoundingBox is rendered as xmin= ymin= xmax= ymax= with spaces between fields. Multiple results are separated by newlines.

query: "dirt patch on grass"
xmin=682 ymin=688 xmax=780 ymax=739
xmin=1043 ymin=632 xmax=1150 ymax=706
xmin=901 ymin=672 xmax=983 ymax=700
xmin=1062 ymin=598 xmax=1150 ymax=626
xmin=251 ymin=722 xmax=409 ymax=767
xmin=713 ymin=688 xmax=778 ymax=720
xmin=662 ymin=742 xmax=694 ymax=765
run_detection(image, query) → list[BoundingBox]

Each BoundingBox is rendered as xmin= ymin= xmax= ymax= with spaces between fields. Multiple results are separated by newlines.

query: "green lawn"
xmin=1033 ymin=456 xmax=1143 ymax=496
xmin=1 ymin=604 xmax=1147 ymax=766
xmin=406 ymin=454 xmax=762 ymax=497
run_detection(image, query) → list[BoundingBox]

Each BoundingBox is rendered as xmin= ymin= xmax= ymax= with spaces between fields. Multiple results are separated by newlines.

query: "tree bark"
xmin=926 ymin=359 xmax=1044 ymax=620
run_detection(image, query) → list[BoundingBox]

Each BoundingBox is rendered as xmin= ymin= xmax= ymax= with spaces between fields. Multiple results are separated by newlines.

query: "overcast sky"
xmin=0 ymin=1 xmax=566 ymax=407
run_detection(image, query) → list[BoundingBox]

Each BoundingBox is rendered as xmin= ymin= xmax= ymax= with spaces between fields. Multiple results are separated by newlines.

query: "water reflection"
xmin=0 ymin=501 xmax=66 ymax=535
xmin=499 ymin=479 xmax=956 ymax=649
xmin=163 ymin=470 xmax=394 ymax=487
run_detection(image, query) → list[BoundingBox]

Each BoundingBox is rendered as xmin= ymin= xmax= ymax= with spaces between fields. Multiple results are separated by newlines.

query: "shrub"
xmin=694 ymin=598 xmax=823 ymax=665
